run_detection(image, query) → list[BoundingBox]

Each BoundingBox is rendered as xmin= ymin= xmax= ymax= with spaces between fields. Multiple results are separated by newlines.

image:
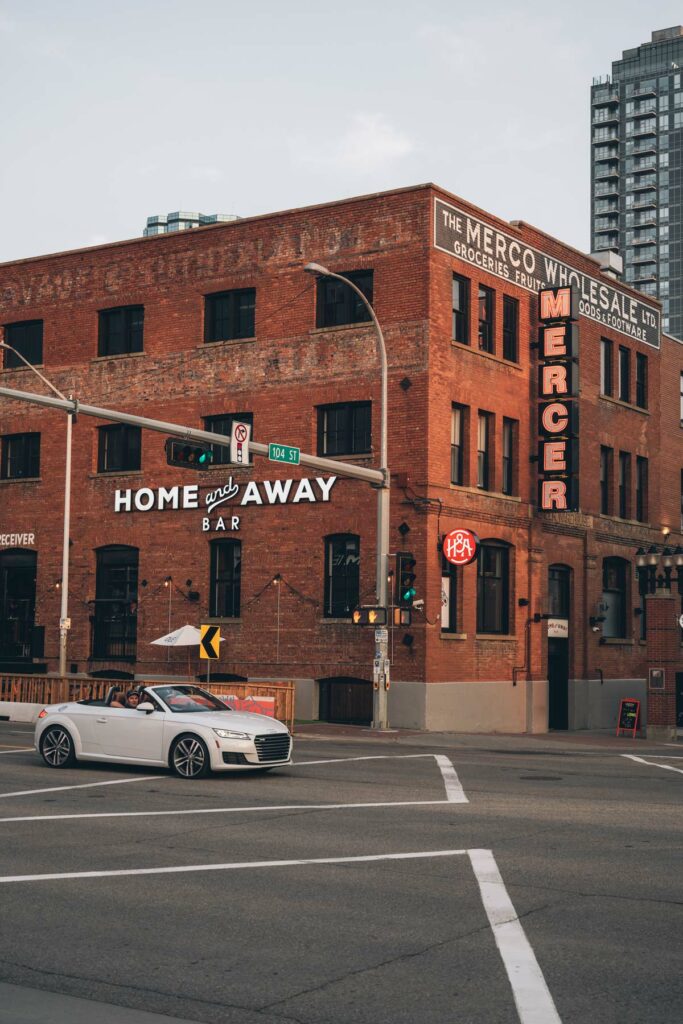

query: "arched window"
xmin=92 ymin=545 xmax=138 ymax=659
xmin=210 ymin=540 xmax=241 ymax=618
xmin=548 ymin=564 xmax=572 ymax=619
xmin=602 ymin=557 xmax=629 ymax=639
xmin=324 ymin=534 xmax=360 ymax=618
xmin=477 ymin=541 xmax=511 ymax=634
xmin=0 ymin=549 xmax=37 ymax=660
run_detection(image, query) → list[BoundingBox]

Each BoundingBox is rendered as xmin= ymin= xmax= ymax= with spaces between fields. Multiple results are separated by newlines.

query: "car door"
xmin=66 ymin=703 xmax=105 ymax=755
xmin=96 ymin=707 xmax=165 ymax=761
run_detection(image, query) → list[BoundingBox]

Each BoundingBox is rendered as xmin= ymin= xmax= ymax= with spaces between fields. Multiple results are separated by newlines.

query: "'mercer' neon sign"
xmin=537 ymin=287 xmax=579 ymax=512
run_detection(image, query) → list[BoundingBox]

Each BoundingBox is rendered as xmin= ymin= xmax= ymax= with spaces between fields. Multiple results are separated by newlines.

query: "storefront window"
xmin=602 ymin=557 xmax=629 ymax=639
xmin=324 ymin=534 xmax=360 ymax=618
xmin=477 ymin=541 xmax=510 ymax=634
xmin=210 ymin=541 xmax=242 ymax=618
xmin=0 ymin=549 xmax=36 ymax=660
xmin=92 ymin=546 xmax=138 ymax=659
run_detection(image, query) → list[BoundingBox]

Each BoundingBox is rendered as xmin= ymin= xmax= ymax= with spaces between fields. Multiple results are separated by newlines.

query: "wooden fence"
xmin=0 ymin=676 xmax=296 ymax=733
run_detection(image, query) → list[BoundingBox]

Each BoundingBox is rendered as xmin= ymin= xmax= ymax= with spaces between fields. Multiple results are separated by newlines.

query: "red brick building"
xmin=1 ymin=184 xmax=681 ymax=731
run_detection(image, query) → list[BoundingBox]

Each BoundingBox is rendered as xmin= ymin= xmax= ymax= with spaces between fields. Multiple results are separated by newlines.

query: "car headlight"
xmin=213 ymin=728 xmax=250 ymax=740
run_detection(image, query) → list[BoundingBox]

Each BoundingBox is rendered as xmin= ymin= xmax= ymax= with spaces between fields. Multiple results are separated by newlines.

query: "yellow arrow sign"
xmin=200 ymin=624 xmax=221 ymax=659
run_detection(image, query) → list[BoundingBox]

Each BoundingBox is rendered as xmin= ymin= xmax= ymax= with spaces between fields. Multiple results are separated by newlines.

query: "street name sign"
xmin=269 ymin=442 xmax=300 ymax=465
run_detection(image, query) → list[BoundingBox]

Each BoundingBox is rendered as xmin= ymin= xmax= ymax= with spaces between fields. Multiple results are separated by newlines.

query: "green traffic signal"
xmin=165 ymin=438 xmax=214 ymax=469
xmin=396 ymin=552 xmax=417 ymax=608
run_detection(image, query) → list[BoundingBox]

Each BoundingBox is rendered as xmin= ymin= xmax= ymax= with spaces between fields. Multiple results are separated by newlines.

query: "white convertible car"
xmin=35 ymin=684 xmax=292 ymax=779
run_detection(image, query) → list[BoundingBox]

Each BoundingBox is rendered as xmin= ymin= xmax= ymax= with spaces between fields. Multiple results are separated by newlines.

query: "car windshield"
xmin=153 ymin=685 xmax=230 ymax=714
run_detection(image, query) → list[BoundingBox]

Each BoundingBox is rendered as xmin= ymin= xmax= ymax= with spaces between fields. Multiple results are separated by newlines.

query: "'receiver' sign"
xmin=434 ymin=197 xmax=660 ymax=349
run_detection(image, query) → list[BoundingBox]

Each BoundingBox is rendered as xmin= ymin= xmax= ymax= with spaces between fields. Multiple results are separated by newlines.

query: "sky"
xmin=1 ymin=0 xmax=683 ymax=263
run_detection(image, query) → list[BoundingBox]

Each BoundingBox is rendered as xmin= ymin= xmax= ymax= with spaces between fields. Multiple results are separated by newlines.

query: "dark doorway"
xmin=676 ymin=673 xmax=683 ymax=729
xmin=0 ymin=549 xmax=37 ymax=662
xmin=548 ymin=638 xmax=569 ymax=730
xmin=319 ymin=676 xmax=372 ymax=725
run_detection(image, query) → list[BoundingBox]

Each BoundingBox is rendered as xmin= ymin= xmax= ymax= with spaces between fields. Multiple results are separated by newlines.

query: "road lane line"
xmin=0 ymin=848 xmax=469 ymax=884
xmin=0 ymin=799 xmax=451 ymax=825
xmin=622 ymin=754 xmax=683 ymax=775
xmin=0 ymin=748 xmax=35 ymax=755
xmin=434 ymin=755 xmax=468 ymax=803
xmin=468 ymin=849 xmax=562 ymax=1024
xmin=0 ymin=776 xmax=161 ymax=799
xmin=294 ymin=754 xmax=434 ymax=765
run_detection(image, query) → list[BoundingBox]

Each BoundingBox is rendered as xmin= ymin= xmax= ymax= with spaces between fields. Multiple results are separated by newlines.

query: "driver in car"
xmin=112 ymin=689 xmax=144 ymax=710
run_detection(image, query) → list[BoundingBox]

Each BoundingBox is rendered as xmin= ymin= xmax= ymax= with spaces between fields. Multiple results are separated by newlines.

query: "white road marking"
xmin=0 ymin=776 xmax=160 ymax=799
xmin=294 ymin=754 xmax=434 ymax=765
xmin=622 ymin=754 xmax=683 ymax=776
xmin=469 ymin=849 xmax=562 ymax=1024
xmin=0 ymin=848 xmax=469 ymax=884
xmin=0 ymin=748 xmax=35 ymax=755
xmin=0 ymin=799 xmax=451 ymax=825
xmin=295 ymin=753 xmax=469 ymax=803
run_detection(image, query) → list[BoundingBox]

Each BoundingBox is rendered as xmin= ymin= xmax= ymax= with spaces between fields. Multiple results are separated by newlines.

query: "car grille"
xmin=254 ymin=733 xmax=291 ymax=763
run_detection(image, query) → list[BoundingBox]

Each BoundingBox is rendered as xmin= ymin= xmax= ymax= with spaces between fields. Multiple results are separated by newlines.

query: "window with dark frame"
xmin=478 ymin=285 xmax=494 ymax=353
xmin=97 ymin=424 xmax=141 ymax=473
xmin=600 ymin=338 xmax=613 ymax=396
xmin=680 ymin=372 xmax=683 ymax=424
xmin=602 ymin=557 xmax=629 ymax=639
xmin=317 ymin=402 xmax=371 ymax=457
xmin=452 ymin=274 xmax=470 ymax=345
xmin=324 ymin=534 xmax=360 ymax=618
xmin=203 ymin=412 xmax=254 ymax=465
xmin=98 ymin=306 xmax=144 ymax=357
xmin=502 ymin=296 xmax=518 ymax=362
xmin=441 ymin=553 xmax=458 ymax=633
xmin=210 ymin=540 xmax=242 ymax=618
xmin=477 ymin=411 xmax=492 ymax=490
xmin=548 ymin=565 xmax=571 ymax=618
xmin=451 ymin=404 xmax=467 ymax=485
xmin=636 ymin=456 xmax=648 ymax=523
xmin=3 ymin=320 xmax=43 ymax=368
xmin=204 ymin=288 xmax=255 ymax=343
xmin=92 ymin=545 xmax=138 ymax=660
xmin=618 ymin=346 xmax=630 ymax=403
xmin=619 ymin=451 xmax=631 ymax=519
xmin=476 ymin=541 xmax=510 ymax=634
xmin=635 ymin=353 xmax=648 ymax=409
xmin=1 ymin=433 xmax=40 ymax=480
xmin=600 ymin=446 xmax=613 ymax=515
xmin=316 ymin=270 xmax=373 ymax=329
xmin=502 ymin=418 xmax=516 ymax=496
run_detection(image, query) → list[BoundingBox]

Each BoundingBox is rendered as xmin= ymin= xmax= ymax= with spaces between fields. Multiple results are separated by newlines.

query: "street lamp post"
xmin=303 ymin=263 xmax=390 ymax=729
xmin=0 ymin=340 xmax=73 ymax=678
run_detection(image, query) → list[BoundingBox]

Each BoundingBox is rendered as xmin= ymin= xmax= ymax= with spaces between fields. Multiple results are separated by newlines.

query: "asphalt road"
xmin=0 ymin=722 xmax=681 ymax=1024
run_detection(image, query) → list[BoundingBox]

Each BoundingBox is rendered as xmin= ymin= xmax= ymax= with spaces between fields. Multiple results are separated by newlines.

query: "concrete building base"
xmin=647 ymin=724 xmax=677 ymax=742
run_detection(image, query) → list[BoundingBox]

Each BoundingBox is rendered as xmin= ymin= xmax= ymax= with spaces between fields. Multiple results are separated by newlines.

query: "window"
xmin=548 ymin=565 xmax=571 ymax=618
xmin=478 ymin=285 xmax=494 ymax=353
xmin=92 ymin=546 xmax=138 ymax=659
xmin=680 ymin=372 xmax=683 ymax=423
xmin=1 ymin=433 xmax=40 ymax=479
xmin=477 ymin=541 xmax=510 ymax=634
xmin=636 ymin=456 xmax=648 ymax=523
xmin=324 ymin=534 xmax=360 ymax=618
xmin=0 ymin=549 xmax=37 ymax=661
xmin=204 ymin=288 xmax=255 ymax=343
xmin=3 ymin=320 xmax=43 ymax=367
xmin=210 ymin=540 xmax=241 ymax=617
xmin=452 ymin=274 xmax=470 ymax=344
xmin=441 ymin=554 xmax=458 ymax=633
xmin=203 ymin=412 xmax=253 ymax=465
xmin=477 ymin=412 xmax=492 ymax=490
xmin=600 ymin=446 xmax=613 ymax=515
xmin=602 ymin=557 xmax=629 ymax=639
xmin=600 ymin=338 xmax=613 ymax=396
xmin=618 ymin=346 xmax=630 ymax=403
xmin=618 ymin=451 xmax=631 ymax=519
xmin=98 ymin=306 xmax=144 ymax=357
xmin=502 ymin=418 xmax=516 ymax=496
xmin=97 ymin=425 xmax=141 ymax=473
xmin=451 ymin=404 xmax=467 ymax=485
xmin=502 ymin=296 xmax=518 ymax=362
xmin=635 ymin=353 xmax=647 ymax=409
xmin=681 ymin=469 xmax=683 ymax=532
xmin=316 ymin=270 xmax=373 ymax=329
xmin=317 ymin=402 xmax=371 ymax=457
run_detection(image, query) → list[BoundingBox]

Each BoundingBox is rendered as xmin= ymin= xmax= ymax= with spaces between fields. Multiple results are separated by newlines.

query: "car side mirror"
xmin=137 ymin=702 xmax=155 ymax=714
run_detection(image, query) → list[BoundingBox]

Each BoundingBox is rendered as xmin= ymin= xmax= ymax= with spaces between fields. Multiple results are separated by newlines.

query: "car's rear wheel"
xmin=40 ymin=726 xmax=76 ymax=769
xmin=170 ymin=734 xmax=211 ymax=779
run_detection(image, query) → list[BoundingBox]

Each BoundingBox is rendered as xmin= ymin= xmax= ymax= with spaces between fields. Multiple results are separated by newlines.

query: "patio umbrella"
xmin=150 ymin=624 xmax=202 ymax=678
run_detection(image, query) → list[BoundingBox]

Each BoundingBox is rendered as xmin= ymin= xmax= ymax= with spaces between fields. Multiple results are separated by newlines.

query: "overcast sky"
xmin=1 ymin=0 xmax=682 ymax=263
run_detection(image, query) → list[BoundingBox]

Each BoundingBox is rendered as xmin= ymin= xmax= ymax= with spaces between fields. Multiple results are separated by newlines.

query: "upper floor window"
xmin=317 ymin=402 xmax=370 ymax=457
xmin=98 ymin=306 xmax=144 ymax=357
xmin=618 ymin=451 xmax=631 ymax=519
xmin=618 ymin=346 xmax=630 ymax=403
xmin=451 ymin=404 xmax=467 ymax=486
xmin=600 ymin=446 xmax=613 ymax=515
xmin=680 ymin=372 xmax=683 ymax=423
xmin=452 ymin=274 xmax=470 ymax=345
xmin=97 ymin=424 xmax=141 ymax=474
xmin=477 ymin=411 xmax=493 ymax=490
xmin=324 ymin=534 xmax=360 ymax=618
xmin=502 ymin=418 xmax=517 ymax=496
xmin=316 ymin=270 xmax=373 ymax=329
xmin=210 ymin=540 xmax=241 ymax=618
xmin=636 ymin=456 xmax=648 ymax=523
xmin=602 ymin=557 xmax=629 ymax=639
xmin=1 ymin=432 xmax=40 ymax=479
xmin=635 ymin=353 xmax=647 ymax=409
xmin=478 ymin=285 xmax=494 ymax=353
xmin=3 ymin=320 xmax=43 ymax=368
xmin=502 ymin=296 xmax=518 ymax=362
xmin=477 ymin=541 xmax=510 ymax=634
xmin=600 ymin=338 xmax=613 ymax=396
xmin=203 ymin=412 xmax=253 ymax=466
xmin=204 ymin=288 xmax=255 ymax=343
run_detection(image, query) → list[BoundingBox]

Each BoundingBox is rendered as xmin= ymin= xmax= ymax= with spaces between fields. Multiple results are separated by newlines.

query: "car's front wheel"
xmin=170 ymin=734 xmax=211 ymax=779
xmin=40 ymin=725 xmax=76 ymax=769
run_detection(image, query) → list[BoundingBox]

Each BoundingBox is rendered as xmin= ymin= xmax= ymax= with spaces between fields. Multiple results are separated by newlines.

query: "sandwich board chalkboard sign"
xmin=616 ymin=698 xmax=641 ymax=738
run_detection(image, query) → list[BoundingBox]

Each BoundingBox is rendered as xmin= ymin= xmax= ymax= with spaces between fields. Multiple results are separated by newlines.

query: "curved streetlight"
xmin=303 ymin=262 xmax=390 ymax=729
xmin=0 ymin=339 xmax=73 ymax=678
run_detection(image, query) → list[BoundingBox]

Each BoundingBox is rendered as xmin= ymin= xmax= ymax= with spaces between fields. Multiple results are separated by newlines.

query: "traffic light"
xmin=165 ymin=438 xmax=213 ymax=469
xmin=396 ymin=552 xmax=417 ymax=608
xmin=352 ymin=606 xmax=388 ymax=626
xmin=393 ymin=607 xmax=412 ymax=627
